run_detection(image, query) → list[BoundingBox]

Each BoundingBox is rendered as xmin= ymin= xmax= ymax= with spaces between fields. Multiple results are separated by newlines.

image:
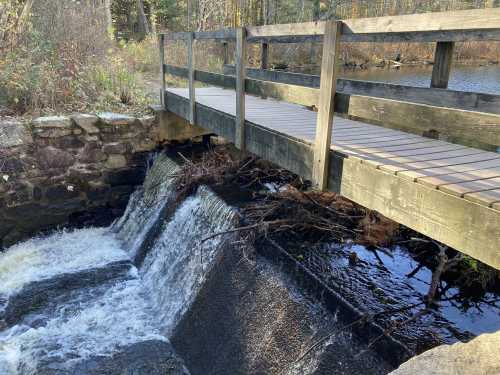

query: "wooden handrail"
xmin=161 ymin=8 xmax=500 ymax=43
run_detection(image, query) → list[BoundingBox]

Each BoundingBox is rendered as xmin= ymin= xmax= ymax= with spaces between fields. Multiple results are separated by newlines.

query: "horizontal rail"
xmin=164 ymin=64 xmax=500 ymax=149
xmin=222 ymin=65 xmax=500 ymax=115
xmin=161 ymin=8 xmax=500 ymax=43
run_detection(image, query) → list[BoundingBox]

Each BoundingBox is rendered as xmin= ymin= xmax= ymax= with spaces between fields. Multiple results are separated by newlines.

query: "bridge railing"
xmin=159 ymin=8 xmax=500 ymax=189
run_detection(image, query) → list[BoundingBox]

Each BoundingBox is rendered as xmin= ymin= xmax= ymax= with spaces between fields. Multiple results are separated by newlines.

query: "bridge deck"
xmin=167 ymin=86 xmax=500 ymax=210
xmin=165 ymin=86 xmax=500 ymax=268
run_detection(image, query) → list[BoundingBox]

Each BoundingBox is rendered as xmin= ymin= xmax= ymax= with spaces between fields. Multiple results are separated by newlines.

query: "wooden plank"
xmin=159 ymin=34 xmax=166 ymax=107
xmin=399 ymin=159 xmax=500 ymax=181
xmin=245 ymin=9 xmax=500 ymax=43
xmin=382 ymin=153 xmax=500 ymax=174
xmin=464 ymin=189 xmax=500 ymax=207
xmin=235 ymin=27 xmax=247 ymax=151
xmin=312 ymin=21 xmax=342 ymax=190
xmin=193 ymin=29 xmax=236 ymax=40
xmin=417 ymin=169 xmax=500 ymax=189
xmin=431 ymin=41 xmax=455 ymax=89
xmin=347 ymin=95 xmax=500 ymax=148
xmin=245 ymin=79 xmax=318 ymax=107
xmin=342 ymin=8 xmax=500 ymax=35
xmin=364 ymin=148 xmax=484 ymax=169
xmin=164 ymin=31 xmax=190 ymax=41
xmin=188 ymin=32 xmax=195 ymax=124
xmin=223 ymin=65 xmax=500 ymax=115
xmin=439 ymin=176 xmax=500 ymax=197
xmin=246 ymin=21 xmax=325 ymax=39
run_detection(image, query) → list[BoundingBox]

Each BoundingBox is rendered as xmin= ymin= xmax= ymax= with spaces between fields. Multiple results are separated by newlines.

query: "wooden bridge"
xmin=157 ymin=8 xmax=500 ymax=269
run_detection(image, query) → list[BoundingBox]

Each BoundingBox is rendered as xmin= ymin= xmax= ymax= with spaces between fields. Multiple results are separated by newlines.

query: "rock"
xmin=131 ymin=137 xmax=157 ymax=152
xmin=72 ymin=114 xmax=100 ymax=134
xmin=102 ymin=142 xmax=131 ymax=155
xmin=37 ymin=146 xmax=75 ymax=170
xmin=139 ymin=115 xmax=156 ymax=129
xmin=42 ymin=136 xmax=84 ymax=150
xmin=390 ymin=332 xmax=500 ymax=375
xmin=98 ymin=112 xmax=136 ymax=126
xmin=32 ymin=116 xmax=72 ymax=129
xmin=105 ymin=154 xmax=127 ymax=169
xmin=68 ymin=165 xmax=102 ymax=182
xmin=33 ymin=128 xmax=73 ymax=138
xmin=32 ymin=116 xmax=73 ymax=138
xmin=78 ymin=142 xmax=106 ymax=163
xmin=0 ymin=119 xmax=31 ymax=147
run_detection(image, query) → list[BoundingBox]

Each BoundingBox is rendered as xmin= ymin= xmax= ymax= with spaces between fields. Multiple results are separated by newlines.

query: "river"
xmin=341 ymin=65 xmax=500 ymax=95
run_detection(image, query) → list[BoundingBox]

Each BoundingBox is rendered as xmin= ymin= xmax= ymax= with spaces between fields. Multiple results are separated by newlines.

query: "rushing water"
xmin=0 ymin=154 xmax=237 ymax=374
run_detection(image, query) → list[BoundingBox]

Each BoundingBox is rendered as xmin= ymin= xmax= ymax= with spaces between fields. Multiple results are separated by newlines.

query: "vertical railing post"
xmin=261 ymin=42 xmax=269 ymax=70
xmin=235 ymin=27 xmax=247 ymax=151
xmin=188 ymin=32 xmax=196 ymax=124
xmin=431 ymin=41 xmax=455 ymax=89
xmin=312 ymin=20 xmax=342 ymax=191
xmin=159 ymin=34 xmax=166 ymax=107
xmin=223 ymin=41 xmax=229 ymax=66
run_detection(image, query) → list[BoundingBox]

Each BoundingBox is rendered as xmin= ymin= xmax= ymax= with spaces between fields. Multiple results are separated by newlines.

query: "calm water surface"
xmin=340 ymin=65 xmax=500 ymax=95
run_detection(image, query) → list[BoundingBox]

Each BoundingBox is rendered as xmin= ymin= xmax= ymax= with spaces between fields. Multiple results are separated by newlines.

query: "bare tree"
xmin=136 ymin=0 xmax=150 ymax=36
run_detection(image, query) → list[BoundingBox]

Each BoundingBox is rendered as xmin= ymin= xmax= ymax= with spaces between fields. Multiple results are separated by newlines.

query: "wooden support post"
xmin=261 ymin=42 xmax=269 ymax=70
xmin=223 ymin=41 xmax=229 ymax=65
xmin=431 ymin=41 xmax=455 ymax=89
xmin=312 ymin=20 xmax=342 ymax=191
xmin=188 ymin=32 xmax=196 ymax=124
xmin=235 ymin=27 xmax=247 ymax=150
xmin=159 ymin=34 xmax=166 ymax=107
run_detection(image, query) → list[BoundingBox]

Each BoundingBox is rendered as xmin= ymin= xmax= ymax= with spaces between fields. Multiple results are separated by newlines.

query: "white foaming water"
xmin=0 ymin=227 xmax=128 ymax=295
xmin=141 ymin=186 xmax=237 ymax=334
xmin=112 ymin=154 xmax=180 ymax=257
xmin=0 ymin=154 xmax=238 ymax=373
xmin=0 ymin=276 xmax=167 ymax=374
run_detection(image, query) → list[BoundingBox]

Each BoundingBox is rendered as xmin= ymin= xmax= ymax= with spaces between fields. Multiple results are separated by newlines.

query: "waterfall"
xmin=0 ymin=152 xmax=236 ymax=374
xmin=141 ymin=185 xmax=238 ymax=334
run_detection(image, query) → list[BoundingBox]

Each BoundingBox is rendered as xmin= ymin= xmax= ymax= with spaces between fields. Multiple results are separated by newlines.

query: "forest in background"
xmin=0 ymin=0 xmax=499 ymax=116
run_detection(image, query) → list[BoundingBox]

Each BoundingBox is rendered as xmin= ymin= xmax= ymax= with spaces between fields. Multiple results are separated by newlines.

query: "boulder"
xmin=390 ymin=332 xmax=500 ymax=375
xmin=78 ymin=142 xmax=106 ymax=163
xmin=98 ymin=112 xmax=136 ymax=126
xmin=105 ymin=154 xmax=127 ymax=169
xmin=0 ymin=119 xmax=31 ymax=147
xmin=32 ymin=116 xmax=73 ymax=138
xmin=71 ymin=114 xmax=100 ymax=134
xmin=102 ymin=142 xmax=131 ymax=155
xmin=32 ymin=116 xmax=72 ymax=129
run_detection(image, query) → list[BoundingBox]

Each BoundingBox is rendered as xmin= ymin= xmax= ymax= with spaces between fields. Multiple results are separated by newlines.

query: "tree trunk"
xmin=104 ymin=0 xmax=113 ymax=36
xmin=136 ymin=0 xmax=150 ymax=38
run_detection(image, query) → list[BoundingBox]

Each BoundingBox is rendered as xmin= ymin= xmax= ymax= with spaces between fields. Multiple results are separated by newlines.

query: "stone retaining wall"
xmin=0 ymin=112 xmax=159 ymax=247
